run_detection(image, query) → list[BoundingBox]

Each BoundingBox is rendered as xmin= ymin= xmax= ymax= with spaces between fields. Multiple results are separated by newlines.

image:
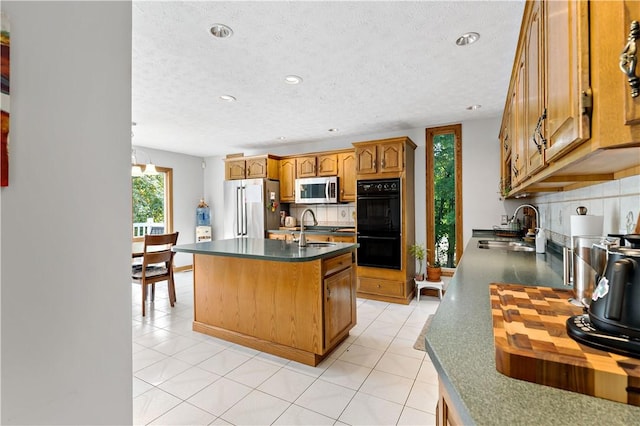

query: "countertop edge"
xmin=422 ymin=236 xmax=640 ymax=425
xmin=172 ymin=238 xmax=357 ymax=262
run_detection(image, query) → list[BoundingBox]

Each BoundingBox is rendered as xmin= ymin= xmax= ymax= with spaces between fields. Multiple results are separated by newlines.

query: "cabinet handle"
xmin=503 ymin=135 xmax=509 ymax=152
xmin=620 ymin=21 xmax=640 ymax=98
xmin=531 ymin=108 xmax=547 ymax=154
xmin=326 ymin=285 xmax=331 ymax=297
xmin=381 ymin=159 xmax=386 ymax=168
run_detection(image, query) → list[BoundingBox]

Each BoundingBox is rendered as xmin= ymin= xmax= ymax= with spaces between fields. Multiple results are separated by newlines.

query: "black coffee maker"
xmin=567 ymin=244 xmax=640 ymax=357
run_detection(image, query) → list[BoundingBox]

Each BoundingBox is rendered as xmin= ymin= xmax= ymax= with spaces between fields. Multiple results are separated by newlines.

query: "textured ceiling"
xmin=132 ymin=1 xmax=525 ymax=157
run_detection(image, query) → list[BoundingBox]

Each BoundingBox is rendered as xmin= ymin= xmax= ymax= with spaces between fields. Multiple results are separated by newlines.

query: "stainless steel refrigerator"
xmin=223 ymin=179 xmax=280 ymax=239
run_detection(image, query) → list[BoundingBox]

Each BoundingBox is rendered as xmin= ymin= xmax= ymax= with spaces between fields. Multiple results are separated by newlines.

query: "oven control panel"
xmin=357 ymin=178 xmax=400 ymax=195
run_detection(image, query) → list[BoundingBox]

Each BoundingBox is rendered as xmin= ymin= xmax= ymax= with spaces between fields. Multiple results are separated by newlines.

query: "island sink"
xmin=477 ymin=240 xmax=535 ymax=252
xmin=301 ymin=242 xmax=336 ymax=248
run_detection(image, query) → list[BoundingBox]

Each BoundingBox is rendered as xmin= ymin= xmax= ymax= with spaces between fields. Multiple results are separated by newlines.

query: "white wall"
xmin=204 ymin=155 xmax=226 ymax=240
xmin=461 ymin=118 xmax=516 ymax=243
xmin=205 ymin=117 xmax=507 ymax=249
xmin=1 ymin=2 xmax=132 ymax=424
xmin=133 ymin=146 xmax=205 ymax=268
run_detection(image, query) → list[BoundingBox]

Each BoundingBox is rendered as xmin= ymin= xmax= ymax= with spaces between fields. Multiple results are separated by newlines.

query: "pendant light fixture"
xmin=131 ymin=148 xmax=158 ymax=176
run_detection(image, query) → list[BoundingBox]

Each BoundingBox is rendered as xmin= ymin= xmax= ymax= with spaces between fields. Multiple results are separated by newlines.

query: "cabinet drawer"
xmin=358 ymin=277 xmax=404 ymax=297
xmin=331 ymin=235 xmax=355 ymax=243
xmin=323 ymin=253 xmax=352 ymax=277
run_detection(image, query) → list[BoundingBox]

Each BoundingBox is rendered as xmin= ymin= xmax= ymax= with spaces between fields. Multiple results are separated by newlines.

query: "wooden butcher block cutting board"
xmin=490 ymin=283 xmax=640 ymax=406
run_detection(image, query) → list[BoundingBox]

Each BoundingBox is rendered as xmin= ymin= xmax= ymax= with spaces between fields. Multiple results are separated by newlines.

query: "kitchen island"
xmin=172 ymin=238 xmax=357 ymax=366
xmin=426 ymin=233 xmax=640 ymax=425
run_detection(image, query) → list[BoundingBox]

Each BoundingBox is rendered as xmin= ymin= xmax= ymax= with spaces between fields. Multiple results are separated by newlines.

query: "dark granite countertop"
xmin=172 ymin=238 xmax=357 ymax=262
xmin=425 ymin=235 xmax=640 ymax=425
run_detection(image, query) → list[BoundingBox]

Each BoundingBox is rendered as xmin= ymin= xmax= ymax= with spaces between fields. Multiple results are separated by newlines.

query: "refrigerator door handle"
xmin=236 ymin=186 xmax=242 ymax=236
xmin=241 ymin=186 xmax=247 ymax=236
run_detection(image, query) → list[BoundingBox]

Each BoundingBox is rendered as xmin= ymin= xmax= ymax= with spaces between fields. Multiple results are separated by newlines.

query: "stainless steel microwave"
xmin=295 ymin=176 xmax=339 ymax=204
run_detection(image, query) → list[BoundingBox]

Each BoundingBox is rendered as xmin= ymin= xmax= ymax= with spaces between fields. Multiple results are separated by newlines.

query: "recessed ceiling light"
xmin=277 ymin=136 xmax=286 ymax=141
xmin=466 ymin=104 xmax=482 ymax=110
xmin=456 ymin=32 xmax=480 ymax=46
xmin=328 ymin=128 xmax=339 ymax=132
xmin=210 ymin=24 xmax=233 ymax=38
xmin=284 ymin=75 xmax=303 ymax=85
xmin=219 ymin=95 xmax=236 ymax=102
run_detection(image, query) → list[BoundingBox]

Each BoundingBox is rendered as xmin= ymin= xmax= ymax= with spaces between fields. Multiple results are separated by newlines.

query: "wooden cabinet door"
xmin=544 ymin=0 xmax=590 ymax=160
xmin=296 ymin=156 xmax=317 ymax=177
xmin=317 ymin=154 xmax=338 ymax=176
xmin=500 ymin=98 xmax=513 ymax=196
xmin=338 ymin=152 xmax=356 ymax=202
xmin=512 ymin=58 xmax=527 ymax=186
xmin=355 ymin=145 xmax=377 ymax=175
xmin=246 ymin=158 xmax=268 ymax=179
xmin=226 ymin=160 xmax=246 ymax=180
xmin=279 ymin=158 xmax=296 ymax=202
xmin=324 ymin=267 xmax=355 ymax=349
xmin=378 ymin=142 xmax=403 ymax=172
xmin=525 ymin=0 xmax=546 ymax=176
xmin=623 ymin=0 xmax=640 ymax=126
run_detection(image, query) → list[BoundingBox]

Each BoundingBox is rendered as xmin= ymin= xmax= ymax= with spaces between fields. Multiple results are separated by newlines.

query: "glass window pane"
xmin=433 ymin=133 xmax=456 ymax=267
xmin=132 ymin=173 xmax=166 ymax=237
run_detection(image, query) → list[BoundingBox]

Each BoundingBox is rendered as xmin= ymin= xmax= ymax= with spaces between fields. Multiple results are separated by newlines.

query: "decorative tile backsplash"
xmin=287 ymin=203 xmax=356 ymax=227
xmin=532 ymin=174 xmax=640 ymax=247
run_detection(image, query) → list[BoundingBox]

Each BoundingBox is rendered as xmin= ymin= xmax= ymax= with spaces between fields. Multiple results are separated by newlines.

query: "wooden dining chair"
xmin=132 ymin=232 xmax=179 ymax=316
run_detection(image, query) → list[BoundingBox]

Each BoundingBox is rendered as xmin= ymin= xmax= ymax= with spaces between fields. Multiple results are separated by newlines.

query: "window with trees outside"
xmin=426 ymin=124 xmax=462 ymax=269
xmin=132 ymin=166 xmax=173 ymax=241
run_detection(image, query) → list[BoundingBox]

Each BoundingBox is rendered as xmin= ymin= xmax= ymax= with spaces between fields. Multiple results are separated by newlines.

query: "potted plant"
xmin=427 ymin=245 xmax=444 ymax=282
xmin=409 ymin=243 xmax=426 ymax=281
xmin=426 ymin=258 xmax=442 ymax=282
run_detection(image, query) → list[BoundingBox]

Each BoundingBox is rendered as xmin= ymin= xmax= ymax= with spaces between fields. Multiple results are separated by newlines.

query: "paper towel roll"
xmin=570 ymin=215 xmax=604 ymax=242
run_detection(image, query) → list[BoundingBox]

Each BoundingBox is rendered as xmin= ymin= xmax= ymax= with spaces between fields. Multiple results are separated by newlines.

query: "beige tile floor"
xmin=133 ymin=271 xmax=440 ymax=425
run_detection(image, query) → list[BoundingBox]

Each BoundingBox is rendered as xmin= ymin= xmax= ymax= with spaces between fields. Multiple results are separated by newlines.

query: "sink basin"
xmin=477 ymin=240 xmax=535 ymax=252
xmin=300 ymin=242 xmax=336 ymax=248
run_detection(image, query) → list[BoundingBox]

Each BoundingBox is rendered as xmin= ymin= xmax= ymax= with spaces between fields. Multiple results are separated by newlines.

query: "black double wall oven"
xmin=356 ymin=178 xmax=401 ymax=270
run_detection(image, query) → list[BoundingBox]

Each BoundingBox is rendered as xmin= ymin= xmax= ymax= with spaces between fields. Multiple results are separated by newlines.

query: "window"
xmin=426 ymin=124 xmax=462 ymax=268
xmin=132 ymin=166 xmax=173 ymax=241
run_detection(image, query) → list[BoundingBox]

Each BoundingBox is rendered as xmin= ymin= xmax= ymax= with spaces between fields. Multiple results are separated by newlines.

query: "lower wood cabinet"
xmin=357 ymin=277 xmax=404 ymax=298
xmin=192 ymin=250 xmax=356 ymax=366
xmin=437 ymin=377 xmax=463 ymax=426
xmin=323 ymin=254 xmax=356 ymax=350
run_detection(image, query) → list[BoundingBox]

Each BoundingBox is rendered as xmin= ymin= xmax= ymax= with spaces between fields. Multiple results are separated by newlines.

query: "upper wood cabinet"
xmin=354 ymin=137 xmax=409 ymax=176
xmin=296 ymin=154 xmax=338 ymax=177
xmin=279 ymin=158 xmax=296 ymax=202
xmin=590 ymin=0 xmax=640 ymax=149
xmin=512 ymin=58 xmax=527 ymax=187
xmin=225 ymin=155 xmax=279 ymax=180
xmin=500 ymin=0 xmax=640 ymax=197
xmin=337 ymin=152 xmax=356 ymax=202
xmin=544 ymin=0 xmax=590 ymax=160
xmin=317 ymin=154 xmax=338 ymax=176
xmin=296 ymin=156 xmax=317 ymax=178
xmin=499 ymin=92 xmax=514 ymax=196
xmin=225 ymin=159 xmax=246 ymax=180
xmin=525 ymin=0 xmax=546 ymax=176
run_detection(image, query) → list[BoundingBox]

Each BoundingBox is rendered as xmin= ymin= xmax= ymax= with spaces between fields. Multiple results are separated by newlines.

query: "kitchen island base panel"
xmin=192 ymin=321 xmax=349 ymax=367
xmin=192 ymin=251 xmax=356 ymax=367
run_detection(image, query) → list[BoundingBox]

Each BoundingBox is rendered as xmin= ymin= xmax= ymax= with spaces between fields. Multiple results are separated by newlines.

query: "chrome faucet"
xmin=298 ymin=208 xmax=318 ymax=247
xmin=509 ymin=203 xmax=546 ymax=253
xmin=509 ymin=203 xmax=539 ymax=228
